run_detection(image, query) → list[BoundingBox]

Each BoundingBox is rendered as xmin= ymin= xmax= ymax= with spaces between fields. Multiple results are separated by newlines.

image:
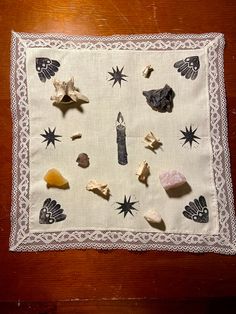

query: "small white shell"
xmin=71 ymin=132 xmax=82 ymax=140
xmin=144 ymin=131 xmax=161 ymax=150
xmin=144 ymin=209 xmax=162 ymax=224
xmin=142 ymin=65 xmax=154 ymax=78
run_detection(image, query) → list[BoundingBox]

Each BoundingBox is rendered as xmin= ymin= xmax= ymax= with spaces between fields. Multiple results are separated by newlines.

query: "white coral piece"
xmin=136 ymin=160 xmax=150 ymax=183
xmin=144 ymin=131 xmax=161 ymax=150
xmin=86 ymin=180 xmax=110 ymax=198
xmin=51 ymin=77 xmax=89 ymax=104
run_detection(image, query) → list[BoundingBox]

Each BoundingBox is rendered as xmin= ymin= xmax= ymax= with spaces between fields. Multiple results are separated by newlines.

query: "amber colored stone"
xmin=44 ymin=168 xmax=69 ymax=189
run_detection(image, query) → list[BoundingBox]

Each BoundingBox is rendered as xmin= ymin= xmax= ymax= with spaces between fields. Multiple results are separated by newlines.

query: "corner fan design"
xmin=174 ymin=56 xmax=200 ymax=80
xmin=39 ymin=198 xmax=66 ymax=224
xmin=36 ymin=57 xmax=60 ymax=82
xmin=183 ymin=195 xmax=209 ymax=223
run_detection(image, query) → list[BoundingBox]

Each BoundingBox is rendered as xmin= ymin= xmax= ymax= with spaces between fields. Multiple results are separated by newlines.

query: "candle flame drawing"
xmin=117 ymin=112 xmax=124 ymax=124
xmin=116 ymin=112 xmax=128 ymax=165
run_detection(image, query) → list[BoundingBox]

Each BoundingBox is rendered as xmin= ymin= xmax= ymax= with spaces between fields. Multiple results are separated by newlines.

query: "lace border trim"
xmin=9 ymin=32 xmax=236 ymax=254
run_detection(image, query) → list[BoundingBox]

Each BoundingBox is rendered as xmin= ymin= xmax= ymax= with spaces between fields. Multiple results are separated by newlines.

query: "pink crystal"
xmin=159 ymin=170 xmax=186 ymax=191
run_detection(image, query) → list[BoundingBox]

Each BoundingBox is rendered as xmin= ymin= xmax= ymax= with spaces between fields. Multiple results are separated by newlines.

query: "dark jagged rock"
xmin=143 ymin=84 xmax=175 ymax=112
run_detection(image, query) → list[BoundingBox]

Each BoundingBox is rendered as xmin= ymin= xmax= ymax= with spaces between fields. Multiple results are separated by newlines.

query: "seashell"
xmin=159 ymin=170 xmax=186 ymax=191
xmin=86 ymin=180 xmax=110 ymax=199
xmin=76 ymin=153 xmax=90 ymax=168
xmin=144 ymin=209 xmax=162 ymax=224
xmin=142 ymin=65 xmax=154 ymax=78
xmin=71 ymin=132 xmax=82 ymax=141
xmin=144 ymin=131 xmax=161 ymax=151
xmin=143 ymin=84 xmax=175 ymax=112
xmin=174 ymin=56 xmax=200 ymax=80
xmin=183 ymin=195 xmax=209 ymax=223
xmin=51 ymin=77 xmax=89 ymax=104
xmin=44 ymin=168 xmax=69 ymax=189
xmin=136 ymin=160 xmax=150 ymax=183
xmin=39 ymin=198 xmax=66 ymax=224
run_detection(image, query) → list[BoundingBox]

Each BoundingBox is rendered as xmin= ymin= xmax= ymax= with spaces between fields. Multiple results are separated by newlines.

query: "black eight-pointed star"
xmin=40 ymin=127 xmax=62 ymax=148
xmin=108 ymin=66 xmax=128 ymax=87
xmin=116 ymin=195 xmax=138 ymax=218
xmin=179 ymin=125 xmax=200 ymax=148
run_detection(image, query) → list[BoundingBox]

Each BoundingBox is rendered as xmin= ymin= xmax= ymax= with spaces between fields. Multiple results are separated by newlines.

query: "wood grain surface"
xmin=0 ymin=0 xmax=236 ymax=312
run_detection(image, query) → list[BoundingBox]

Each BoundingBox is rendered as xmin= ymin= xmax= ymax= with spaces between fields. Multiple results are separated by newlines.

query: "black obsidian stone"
xmin=143 ymin=84 xmax=175 ymax=113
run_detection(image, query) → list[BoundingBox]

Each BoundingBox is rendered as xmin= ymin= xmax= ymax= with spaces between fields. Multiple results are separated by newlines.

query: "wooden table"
xmin=0 ymin=1 xmax=236 ymax=313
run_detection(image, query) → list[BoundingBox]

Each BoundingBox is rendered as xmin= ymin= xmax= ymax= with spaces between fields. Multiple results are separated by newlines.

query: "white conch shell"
xmin=159 ymin=170 xmax=186 ymax=191
xmin=51 ymin=77 xmax=89 ymax=104
xmin=136 ymin=160 xmax=150 ymax=183
xmin=144 ymin=209 xmax=162 ymax=224
xmin=86 ymin=180 xmax=110 ymax=199
xmin=144 ymin=131 xmax=161 ymax=150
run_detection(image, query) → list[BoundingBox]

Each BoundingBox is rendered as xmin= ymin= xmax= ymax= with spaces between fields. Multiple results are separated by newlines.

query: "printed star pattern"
xmin=40 ymin=127 xmax=62 ymax=148
xmin=180 ymin=126 xmax=200 ymax=148
xmin=108 ymin=66 xmax=128 ymax=87
xmin=116 ymin=195 xmax=138 ymax=217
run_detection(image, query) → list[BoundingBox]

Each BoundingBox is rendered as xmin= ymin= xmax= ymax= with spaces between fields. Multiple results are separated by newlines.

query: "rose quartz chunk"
xmin=159 ymin=170 xmax=186 ymax=191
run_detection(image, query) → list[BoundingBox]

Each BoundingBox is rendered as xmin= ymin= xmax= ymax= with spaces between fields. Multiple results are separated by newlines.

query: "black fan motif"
xmin=174 ymin=56 xmax=200 ymax=80
xmin=183 ymin=195 xmax=209 ymax=223
xmin=39 ymin=198 xmax=66 ymax=224
xmin=36 ymin=57 xmax=60 ymax=82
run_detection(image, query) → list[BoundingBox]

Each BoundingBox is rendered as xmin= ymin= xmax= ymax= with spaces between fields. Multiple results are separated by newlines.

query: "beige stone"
xmin=136 ymin=160 xmax=150 ymax=183
xmin=144 ymin=209 xmax=162 ymax=224
xmin=144 ymin=131 xmax=161 ymax=151
xmin=86 ymin=180 xmax=110 ymax=199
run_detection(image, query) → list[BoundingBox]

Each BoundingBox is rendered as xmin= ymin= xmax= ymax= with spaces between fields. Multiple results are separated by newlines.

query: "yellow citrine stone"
xmin=44 ymin=168 xmax=69 ymax=189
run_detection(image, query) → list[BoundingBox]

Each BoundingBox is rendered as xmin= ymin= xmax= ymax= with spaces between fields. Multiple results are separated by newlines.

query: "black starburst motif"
xmin=180 ymin=126 xmax=200 ymax=148
xmin=116 ymin=195 xmax=138 ymax=217
xmin=40 ymin=127 xmax=62 ymax=148
xmin=108 ymin=66 xmax=128 ymax=87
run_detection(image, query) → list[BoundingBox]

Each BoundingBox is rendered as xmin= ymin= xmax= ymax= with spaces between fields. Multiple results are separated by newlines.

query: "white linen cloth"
xmin=9 ymin=32 xmax=236 ymax=253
